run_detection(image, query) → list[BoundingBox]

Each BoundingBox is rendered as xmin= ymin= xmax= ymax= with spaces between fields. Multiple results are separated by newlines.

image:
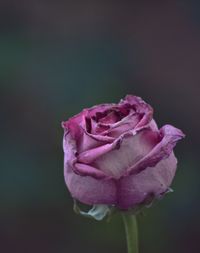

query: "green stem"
xmin=122 ymin=213 xmax=139 ymax=253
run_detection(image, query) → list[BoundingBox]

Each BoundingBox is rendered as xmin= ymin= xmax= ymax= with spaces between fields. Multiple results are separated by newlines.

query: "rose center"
xmin=93 ymin=108 xmax=130 ymax=125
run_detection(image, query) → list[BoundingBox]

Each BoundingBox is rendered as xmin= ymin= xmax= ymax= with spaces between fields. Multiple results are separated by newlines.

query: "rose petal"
xmin=63 ymin=131 xmax=116 ymax=203
xmin=98 ymin=111 xmax=119 ymax=124
xmin=117 ymin=153 xmax=178 ymax=209
xmin=62 ymin=111 xmax=86 ymax=140
xmin=126 ymin=124 xmax=185 ymax=175
xmin=102 ymin=112 xmax=141 ymax=137
xmin=62 ymin=104 xmax=116 ymax=138
xmin=120 ymin=95 xmax=153 ymax=129
xmin=78 ymin=131 xmax=103 ymax=153
xmin=93 ymin=128 xmax=158 ymax=179
xmin=77 ymin=138 xmax=121 ymax=164
xmin=121 ymin=94 xmax=144 ymax=105
xmin=149 ymin=119 xmax=159 ymax=131
xmin=82 ymin=128 xmax=115 ymax=142
xmin=87 ymin=104 xmax=116 ymax=118
xmin=64 ymin=162 xmax=117 ymax=205
xmin=62 ymin=130 xmax=77 ymax=167
xmin=74 ymin=163 xmax=107 ymax=179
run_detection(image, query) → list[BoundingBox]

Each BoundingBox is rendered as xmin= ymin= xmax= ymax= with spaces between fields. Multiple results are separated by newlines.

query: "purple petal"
xmin=117 ymin=153 xmax=178 ymax=209
xmin=126 ymin=124 xmax=185 ymax=175
xmin=101 ymin=112 xmax=141 ymax=138
xmin=64 ymin=161 xmax=117 ymax=205
xmin=82 ymin=129 xmax=115 ymax=142
xmin=77 ymin=138 xmax=121 ymax=164
xmin=122 ymin=94 xmax=145 ymax=105
xmin=63 ymin=131 xmax=106 ymax=178
xmin=93 ymin=128 xmax=158 ymax=179
xmin=62 ymin=111 xmax=86 ymax=140
xmin=62 ymin=104 xmax=115 ymax=139
xmin=74 ymin=163 xmax=107 ymax=179
xmin=149 ymin=119 xmax=159 ymax=131
xmin=63 ymin=131 xmax=117 ymax=204
xmin=87 ymin=103 xmax=116 ymax=118
xmin=62 ymin=130 xmax=77 ymax=167
xmin=78 ymin=131 xmax=104 ymax=153
xmin=120 ymin=95 xmax=153 ymax=128
xmin=98 ymin=111 xmax=119 ymax=124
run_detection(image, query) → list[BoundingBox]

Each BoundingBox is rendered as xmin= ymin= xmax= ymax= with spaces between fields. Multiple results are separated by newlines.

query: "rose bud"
xmin=62 ymin=95 xmax=185 ymax=210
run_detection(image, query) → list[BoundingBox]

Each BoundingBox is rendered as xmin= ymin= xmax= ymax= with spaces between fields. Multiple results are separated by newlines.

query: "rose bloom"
xmin=62 ymin=95 xmax=184 ymax=210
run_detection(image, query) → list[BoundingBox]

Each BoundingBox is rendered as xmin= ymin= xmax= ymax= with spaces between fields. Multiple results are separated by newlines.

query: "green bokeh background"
xmin=1 ymin=1 xmax=200 ymax=252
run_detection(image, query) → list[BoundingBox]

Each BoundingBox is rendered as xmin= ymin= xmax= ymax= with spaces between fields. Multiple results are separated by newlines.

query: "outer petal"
xmin=62 ymin=130 xmax=77 ymax=167
xmin=126 ymin=124 xmax=185 ymax=175
xmin=117 ymin=152 xmax=178 ymax=209
xmin=93 ymin=128 xmax=159 ymax=179
xmin=149 ymin=119 xmax=159 ymax=131
xmin=63 ymin=130 xmax=108 ymax=179
xmin=63 ymin=130 xmax=117 ymax=204
xmin=62 ymin=111 xmax=85 ymax=140
xmin=64 ymin=161 xmax=117 ymax=205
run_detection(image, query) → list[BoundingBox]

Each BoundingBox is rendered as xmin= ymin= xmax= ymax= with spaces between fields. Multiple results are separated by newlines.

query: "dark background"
xmin=1 ymin=1 xmax=200 ymax=252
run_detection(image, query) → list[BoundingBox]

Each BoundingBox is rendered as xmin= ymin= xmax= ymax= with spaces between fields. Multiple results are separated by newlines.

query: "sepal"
xmin=73 ymin=200 xmax=113 ymax=221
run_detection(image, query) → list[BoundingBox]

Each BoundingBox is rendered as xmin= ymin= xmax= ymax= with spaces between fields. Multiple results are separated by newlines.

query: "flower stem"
xmin=122 ymin=213 xmax=139 ymax=253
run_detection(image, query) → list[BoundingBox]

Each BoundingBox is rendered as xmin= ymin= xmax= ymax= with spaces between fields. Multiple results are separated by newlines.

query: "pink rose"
xmin=62 ymin=95 xmax=185 ymax=210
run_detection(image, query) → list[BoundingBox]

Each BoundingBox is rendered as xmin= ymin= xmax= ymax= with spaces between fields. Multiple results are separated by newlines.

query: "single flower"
xmin=62 ymin=95 xmax=185 ymax=210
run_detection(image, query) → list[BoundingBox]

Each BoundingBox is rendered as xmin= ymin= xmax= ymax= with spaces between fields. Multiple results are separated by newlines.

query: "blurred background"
xmin=1 ymin=0 xmax=200 ymax=252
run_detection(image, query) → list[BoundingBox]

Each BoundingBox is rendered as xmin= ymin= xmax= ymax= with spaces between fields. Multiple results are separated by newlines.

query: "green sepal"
xmin=73 ymin=199 xmax=113 ymax=221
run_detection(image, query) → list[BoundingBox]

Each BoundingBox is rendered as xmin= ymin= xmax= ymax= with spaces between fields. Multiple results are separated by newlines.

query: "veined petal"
xmin=78 ymin=131 xmax=104 ymax=153
xmin=102 ymin=112 xmax=141 ymax=138
xmin=74 ymin=163 xmax=107 ymax=179
xmin=81 ymin=126 xmax=115 ymax=142
xmin=63 ymin=131 xmax=117 ymax=205
xmin=126 ymin=124 xmax=185 ymax=176
xmin=120 ymin=95 xmax=153 ymax=128
xmin=117 ymin=153 xmax=178 ymax=209
xmin=77 ymin=138 xmax=121 ymax=164
xmin=62 ymin=130 xmax=77 ymax=166
xmin=64 ymin=162 xmax=117 ymax=205
xmin=93 ymin=128 xmax=158 ymax=179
